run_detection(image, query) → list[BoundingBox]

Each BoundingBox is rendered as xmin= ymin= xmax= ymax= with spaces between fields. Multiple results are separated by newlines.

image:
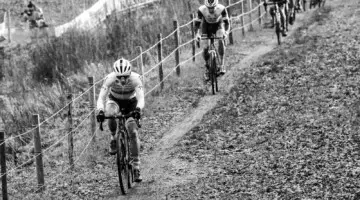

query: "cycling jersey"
xmin=96 ymin=72 xmax=145 ymax=111
xmin=195 ymin=4 xmax=229 ymax=24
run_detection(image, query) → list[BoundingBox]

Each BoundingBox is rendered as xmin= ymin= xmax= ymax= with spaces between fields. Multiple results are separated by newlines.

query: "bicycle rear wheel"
xmin=116 ymin=133 xmax=129 ymax=194
xmin=209 ymin=53 xmax=216 ymax=95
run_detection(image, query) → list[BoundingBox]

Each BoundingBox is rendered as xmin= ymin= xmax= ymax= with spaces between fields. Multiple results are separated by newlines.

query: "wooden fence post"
xmin=67 ymin=92 xmax=74 ymax=170
xmin=32 ymin=114 xmax=45 ymax=191
xmin=258 ymin=0 xmax=262 ymax=28
xmin=173 ymin=20 xmax=181 ymax=76
xmin=227 ymin=0 xmax=234 ymax=45
xmin=6 ymin=11 xmax=11 ymax=43
xmin=190 ymin=14 xmax=196 ymax=62
xmin=241 ymin=1 xmax=246 ymax=37
xmin=88 ymin=77 xmax=96 ymax=144
xmin=157 ymin=33 xmax=164 ymax=91
xmin=0 ymin=131 xmax=8 ymax=200
xmin=249 ymin=0 xmax=254 ymax=31
xmin=137 ymin=46 xmax=145 ymax=88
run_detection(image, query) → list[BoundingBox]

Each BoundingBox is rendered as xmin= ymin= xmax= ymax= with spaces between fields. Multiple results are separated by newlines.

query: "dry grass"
xmin=0 ymin=0 xmax=273 ymax=198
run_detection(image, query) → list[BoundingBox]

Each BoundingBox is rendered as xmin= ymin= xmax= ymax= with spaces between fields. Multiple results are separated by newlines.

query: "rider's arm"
xmin=222 ymin=8 xmax=230 ymax=33
xmin=135 ymin=84 xmax=145 ymax=110
xmin=194 ymin=9 xmax=203 ymax=35
xmin=96 ymin=76 xmax=110 ymax=111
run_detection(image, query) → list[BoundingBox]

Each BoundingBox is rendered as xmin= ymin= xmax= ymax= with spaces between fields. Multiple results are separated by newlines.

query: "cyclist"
xmin=263 ymin=0 xmax=288 ymax=36
xmin=96 ymin=58 xmax=144 ymax=183
xmin=21 ymin=1 xmax=47 ymax=29
xmin=194 ymin=0 xmax=230 ymax=81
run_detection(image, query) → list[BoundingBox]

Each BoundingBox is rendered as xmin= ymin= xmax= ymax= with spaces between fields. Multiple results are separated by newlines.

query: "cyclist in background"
xmin=96 ymin=58 xmax=144 ymax=183
xmin=263 ymin=0 xmax=288 ymax=36
xmin=20 ymin=1 xmax=47 ymax=28
xmin=194 ymin=0 xmax=230 ymax=81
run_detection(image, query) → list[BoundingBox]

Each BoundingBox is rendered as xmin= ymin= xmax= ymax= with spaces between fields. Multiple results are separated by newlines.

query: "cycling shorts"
xmin=201 ymin=21 xmax=226 ymax=38
xmin=107 ymin=94 xmax=137 ymax=115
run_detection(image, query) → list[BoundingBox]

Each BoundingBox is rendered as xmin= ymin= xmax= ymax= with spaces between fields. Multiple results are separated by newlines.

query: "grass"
xmin=0 ymin=0 xmax=273 ymax=198
xmin=169 ymin=3 xmax=360 ymax=199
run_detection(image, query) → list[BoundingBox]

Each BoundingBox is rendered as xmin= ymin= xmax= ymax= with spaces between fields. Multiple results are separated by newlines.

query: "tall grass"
xmin=0 ymin=0 xmax=200 ymax=152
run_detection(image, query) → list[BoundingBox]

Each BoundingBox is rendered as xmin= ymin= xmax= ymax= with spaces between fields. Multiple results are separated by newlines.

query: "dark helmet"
xmin=27 ymin=1 xmax=35 ymax=8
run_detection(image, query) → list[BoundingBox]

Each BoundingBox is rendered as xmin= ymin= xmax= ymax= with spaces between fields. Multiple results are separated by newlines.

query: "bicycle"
xmin=197 ymin=34 xmax=224 ymax=95
xmin=99 ymin=111 xmax=141 ymax=195
xmin=264 ymin=0 xmax=288 ymax=45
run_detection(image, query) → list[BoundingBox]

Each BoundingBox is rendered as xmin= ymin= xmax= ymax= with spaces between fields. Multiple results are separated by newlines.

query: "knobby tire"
xmin=209 ymin=53 xmax=216 ymax=95
xmin=117 ymin=133 xmax=129 ymax=194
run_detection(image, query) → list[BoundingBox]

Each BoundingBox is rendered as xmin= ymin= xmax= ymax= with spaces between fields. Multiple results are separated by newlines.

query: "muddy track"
xmin=116 ymin=6 xmax=320 ymax=200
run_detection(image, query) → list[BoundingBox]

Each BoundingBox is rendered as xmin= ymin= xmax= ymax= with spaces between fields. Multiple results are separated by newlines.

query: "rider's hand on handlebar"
xmin=195 ymin=32 xmax=201 ymax=41
xmin=223 ymin=31 xmax=229 ymax=40
xmin=133 ymin=107 xmax=141 ymax=120
xmin=96 ymin=110 xmax=105 ymax=122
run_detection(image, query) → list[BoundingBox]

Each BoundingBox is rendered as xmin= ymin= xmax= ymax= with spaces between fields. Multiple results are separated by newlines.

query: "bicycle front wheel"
xmin=209 ymin=53 xmax=217 ymax=95
xmin=116 ymin=134 xmax=129 ymax=194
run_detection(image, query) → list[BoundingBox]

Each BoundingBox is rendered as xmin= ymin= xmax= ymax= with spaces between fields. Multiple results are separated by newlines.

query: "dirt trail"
xmin=118 ymin=5 xmax=321 ymax=200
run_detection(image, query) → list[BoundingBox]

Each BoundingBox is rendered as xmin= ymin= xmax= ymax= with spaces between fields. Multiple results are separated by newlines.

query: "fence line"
xmin=0 ymin=78 xmax=103 ymax=146
xmin=145 ymin=50 xmax=204 ymax=96
xmin=130 ymin=19 xmax=195 ymax=63
xmin=232 ymin=8 xmax=266 ymax=32
xmin=228 ymin=0 xmax=245 ymax=7
xmin=231 ymin=2 xmax=263 ymax=21
xmin=142 ymin=38 xmax=196 ymax=77
xmin=32 ymin=127 xmax=98 ymax=193
xmin=0 ymin=109 xmax=96 ymax=179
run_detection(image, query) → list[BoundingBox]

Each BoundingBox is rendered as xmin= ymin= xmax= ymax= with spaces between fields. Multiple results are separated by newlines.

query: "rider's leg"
xmin=201 ymin=22 xmax=211 ymax=81
xmin=270 ymin=7 xmax=276 ymax=28
xmin=105 ymin=99 xmax=119 ymax=154
xmin=279 ymin=5 xmax=287 ymax=36
xmin=126 ymin=118 xmax=140 ymax=170
xmin=202 ymin=44 xmax=210 ymax=80
xmin=284 ymin=3 xmax=289 ymax=30
xmin=216 ymin=28 xmax=226 ymax=74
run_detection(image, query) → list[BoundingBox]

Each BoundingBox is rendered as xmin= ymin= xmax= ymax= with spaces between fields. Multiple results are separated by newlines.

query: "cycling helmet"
xmin=113 ymin=58 xmax=132 ymax=76
xmin=205 ymin=0 xmax=218 ymax=8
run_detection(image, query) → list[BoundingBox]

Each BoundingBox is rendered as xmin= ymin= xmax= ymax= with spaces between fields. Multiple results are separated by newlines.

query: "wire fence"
xmin=1 ymin=0 xmax=271 ymax=197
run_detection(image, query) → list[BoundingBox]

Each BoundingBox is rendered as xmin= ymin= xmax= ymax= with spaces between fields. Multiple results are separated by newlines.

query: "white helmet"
xmin=205 ymin=0 xmax=218 ymax=8
xmin=113 ymin=58 xmax=132 ymax=76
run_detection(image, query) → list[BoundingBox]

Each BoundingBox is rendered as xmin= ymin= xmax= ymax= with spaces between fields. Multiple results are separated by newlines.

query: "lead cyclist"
xmin=96 ymin=58 xmax=144 ymax=183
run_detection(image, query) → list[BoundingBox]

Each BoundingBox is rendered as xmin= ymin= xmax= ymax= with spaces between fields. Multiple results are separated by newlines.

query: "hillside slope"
xmin=168 ymin=0 xmax=360 ymax=199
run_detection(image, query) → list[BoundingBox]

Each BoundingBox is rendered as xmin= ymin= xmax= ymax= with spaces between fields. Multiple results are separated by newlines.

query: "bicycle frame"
xmin=199 ymin=34 xmax=223 ymax=94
